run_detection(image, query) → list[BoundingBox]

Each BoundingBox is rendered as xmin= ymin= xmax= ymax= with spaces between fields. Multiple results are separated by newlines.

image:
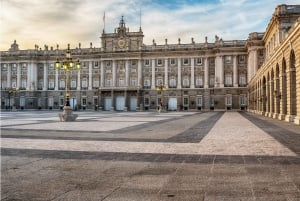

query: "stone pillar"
xmin=233 ymin=55 xmax=238 ymax=87
xmin=55 ymin=68 xmax=59 ymax=90
xmin=215 ymin=55 xmax=224 ymax=87
xmin=269 ymin=80 xmax=274 ymax=117
xmin=177 ymin=58 xmax=181 ymax=89
xmin=190 ymin=58 xmax=195 ymax=88
xmin=43 ymin=62 xmax=48 ymax=91
xmin=32 ymin=63 xmax=37 ymax=90
xmin=125 ymin=60 xmax=129 ymax=86
xmin=26 ymin=63 xmax=31 ymax=90
xmin=164 ymin=58 xmax=168 ymax=88
xmin=137 ymin=59 xmax=142 ymax=87
xmin=77 ymin=70 xmax=81 ymax=90
xmin=112 ymin=60 xmax=116 ymax=87
xmin=17 ymin=63 xmax=21 ymax=89
xmin=204 ymin=57 xmax=209 ymax=88
xmin=100 ymin=60 xmax=104 ymax=87
xmin=7 ymin=64 xmax=11 ymax=88
xmin=151 ymin=59 xmax=155 ymax=89
xmin=88 ymin=61 xmax=92 ymax=90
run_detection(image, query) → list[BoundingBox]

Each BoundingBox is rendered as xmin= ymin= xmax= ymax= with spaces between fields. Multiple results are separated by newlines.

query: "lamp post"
xmin=55 ymin=44 xmax=81 ymax=121
xmin=156 ymin=84 xmax=166 ymax=112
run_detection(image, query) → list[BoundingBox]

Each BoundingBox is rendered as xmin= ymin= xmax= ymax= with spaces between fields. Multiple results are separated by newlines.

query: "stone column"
xmin=26 ymin=62 xmax=33 ymax=90
xmin=7 ymin=64 xmax=11 ymax=88
xmin=151 ymin=59 xmax=155 ymax=89
xmin=164 ymin=58 xmax=168 ymax=88
xmin=125 ymin=60 xmax=129 ymax=86
xmin=43 ymin=62 xmax=48 ymax=91
xmin=88 ymin=61 xmax=92 ymax=90
xmin=112 ymin=60 xmax=116 ymax=87
xmin=220 ymin=56 xmax=224 ymax=87
xmin=177 ymin=58 xmax=181 ymax=89
xmin=77 ymin=70 xmax=81 ymax=90
xmin=100 ymin=60 xmax=104 ymax=87
xmin=269 ymin=80 xmax=274 ymax=117
xmin=55 ymin=68 xmax=59 ymax=90
xmin=233 ymin=55 xmax=238 ymax=87
xmin=190 ymin=58 xmax=195 ymax=88
xmin=215 ymin=56 xmax=224 ymax=87
xmin=137 ymin=59 xmax=142 ymax=87
xmin=17 ymin=63 xmax=21 ymax=89
xmin=204 ymin=57 xmax=209 ymax=88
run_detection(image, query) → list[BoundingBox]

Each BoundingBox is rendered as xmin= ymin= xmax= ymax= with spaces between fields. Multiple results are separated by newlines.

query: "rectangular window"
xmin=94 ymin=61 xmax=99 ymax=68
xmin=225 ymin=73 xmax=232 ymax=86
xmin=144 ymin=79 xmax=150 ymax=87
xmin=59 ymin=97 xmax=64 ymax=106
xmin=195 ymin=77 xmax=203 ymax=87
xmin=49 ymin=64 xmax=54 ymax=70
xmin=38 ymin=79 xmax=43 ymax=89
xmin=157 ymin=59 xmax=162 ymax=66
xmin=169 ymin=78 xmax=176 ymax=88
xmin=21 ymin=79 xmax=27 ymax=89
xmin=225 ymin=56 xmax=232 ymax=63
xmin=130 ymin=78 xmax=137 ymax=86
xmin=131 ymin=60 xmax=137 ymax=66
xmin=144 ymin=59 xmax=150 ymax=66
xmin=183 ymin=97 xmax=189 ymax=106
xmin=71 ymin=80 xmax=76 ymax=88
xmin=118 ymin=78 xmax=125 ymax=86
xmin=239 ymin=74 xmax=246 ymax=86
xmin=93 ymin=79 xmax=99 ymax=87
xmin=196 ymin=58 xmax=202 ymax=65
xmin=156 ymin=78 xmax=163 ymax=86
xmin=183 ymin=78 xmax=189 ymax=88
xmin=82 ymin=62 xmax=88 ymax=68
xmin=239 ymin=55 xmax=245 ymax=63
xmin=105 ymin=79 xmax=111 ymax=87
xmin=170 ymin=58 xmax=176 ymax=65
xmin=240 ymin=96 xmax=246 ymax=105
xmin=49 ymin=79 xmax=54 ymax=89
xmin=48 ymin=97 xmax=54 ymax=107
xmin=183 ymin=58 xmax=189 ymax=65
xmin=209 ymin=76 xmax=214 ymax=87
xmin=82 ymin=97 xmax=87 ymax=106
xmin=226 ymin=96 xmax=232 ymax=105
xmin=82 ymin=78 xmax=88 ymax=88
xmin=59 ymin=79 xmax=65 ymax=89
xmin=144 ymin=97 xmax=150 ymax=106
xmin=197 ymin=96 xmax=203 ymax=106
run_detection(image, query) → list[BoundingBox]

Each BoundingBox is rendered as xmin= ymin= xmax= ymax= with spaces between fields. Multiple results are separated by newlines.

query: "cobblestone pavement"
xmin=1 ymin=111 xmax=300 ymax=201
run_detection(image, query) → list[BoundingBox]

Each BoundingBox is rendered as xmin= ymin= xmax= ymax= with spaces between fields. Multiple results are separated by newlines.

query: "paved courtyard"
xmin=1 ymin=111 xmax=300 ymax=200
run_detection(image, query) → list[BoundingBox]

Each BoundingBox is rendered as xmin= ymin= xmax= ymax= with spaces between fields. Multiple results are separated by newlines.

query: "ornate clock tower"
xmin=101 ymin=16 xmax=144 ymax=52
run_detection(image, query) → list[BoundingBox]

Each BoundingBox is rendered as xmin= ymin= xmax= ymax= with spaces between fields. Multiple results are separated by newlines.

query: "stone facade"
xmin=0 ymin=5 xmax=299 ymax=123
xmin=248 ymin=4 xmax=300 ymax=125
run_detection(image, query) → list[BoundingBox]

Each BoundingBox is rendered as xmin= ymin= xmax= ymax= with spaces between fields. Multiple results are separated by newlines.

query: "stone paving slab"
xmin=1 ymin=111 xmax=300 ymax=201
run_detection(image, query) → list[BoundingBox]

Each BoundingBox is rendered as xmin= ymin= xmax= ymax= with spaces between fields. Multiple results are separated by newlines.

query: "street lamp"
xmin=156 ymin=84 xmax=166 ymax=112
xmin=55 ymin=44 xmax=81 ymax=121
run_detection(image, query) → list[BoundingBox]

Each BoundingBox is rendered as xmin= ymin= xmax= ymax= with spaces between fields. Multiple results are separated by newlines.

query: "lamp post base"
xmin=59 ymin=106 xmax=78 ymax=122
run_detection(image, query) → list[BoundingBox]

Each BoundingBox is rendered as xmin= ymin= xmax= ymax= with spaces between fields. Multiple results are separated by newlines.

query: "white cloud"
xmin=0 ymin=0 xmax=299 ymax=50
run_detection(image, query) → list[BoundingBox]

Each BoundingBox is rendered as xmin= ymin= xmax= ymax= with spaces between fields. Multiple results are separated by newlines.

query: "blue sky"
xmin=1 ymin=0 xmax=299 ymax=50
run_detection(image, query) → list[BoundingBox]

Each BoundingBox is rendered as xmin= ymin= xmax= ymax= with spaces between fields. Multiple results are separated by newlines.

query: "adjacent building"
xmin=1 ymin=4 xmax=299 ymax=124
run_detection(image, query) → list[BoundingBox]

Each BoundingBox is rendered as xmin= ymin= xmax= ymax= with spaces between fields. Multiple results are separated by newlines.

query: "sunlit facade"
xmin=1 ymin=5 xmax=299 ymax=124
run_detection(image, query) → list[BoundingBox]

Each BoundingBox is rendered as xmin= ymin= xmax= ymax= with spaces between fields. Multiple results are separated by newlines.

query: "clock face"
xmin=118 ymin=39 xmax=125 ymax=48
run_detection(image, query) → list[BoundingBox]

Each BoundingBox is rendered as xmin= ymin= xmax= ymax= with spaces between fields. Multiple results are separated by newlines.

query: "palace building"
xmin=1 ymin=4 xmax=300 ymax=124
